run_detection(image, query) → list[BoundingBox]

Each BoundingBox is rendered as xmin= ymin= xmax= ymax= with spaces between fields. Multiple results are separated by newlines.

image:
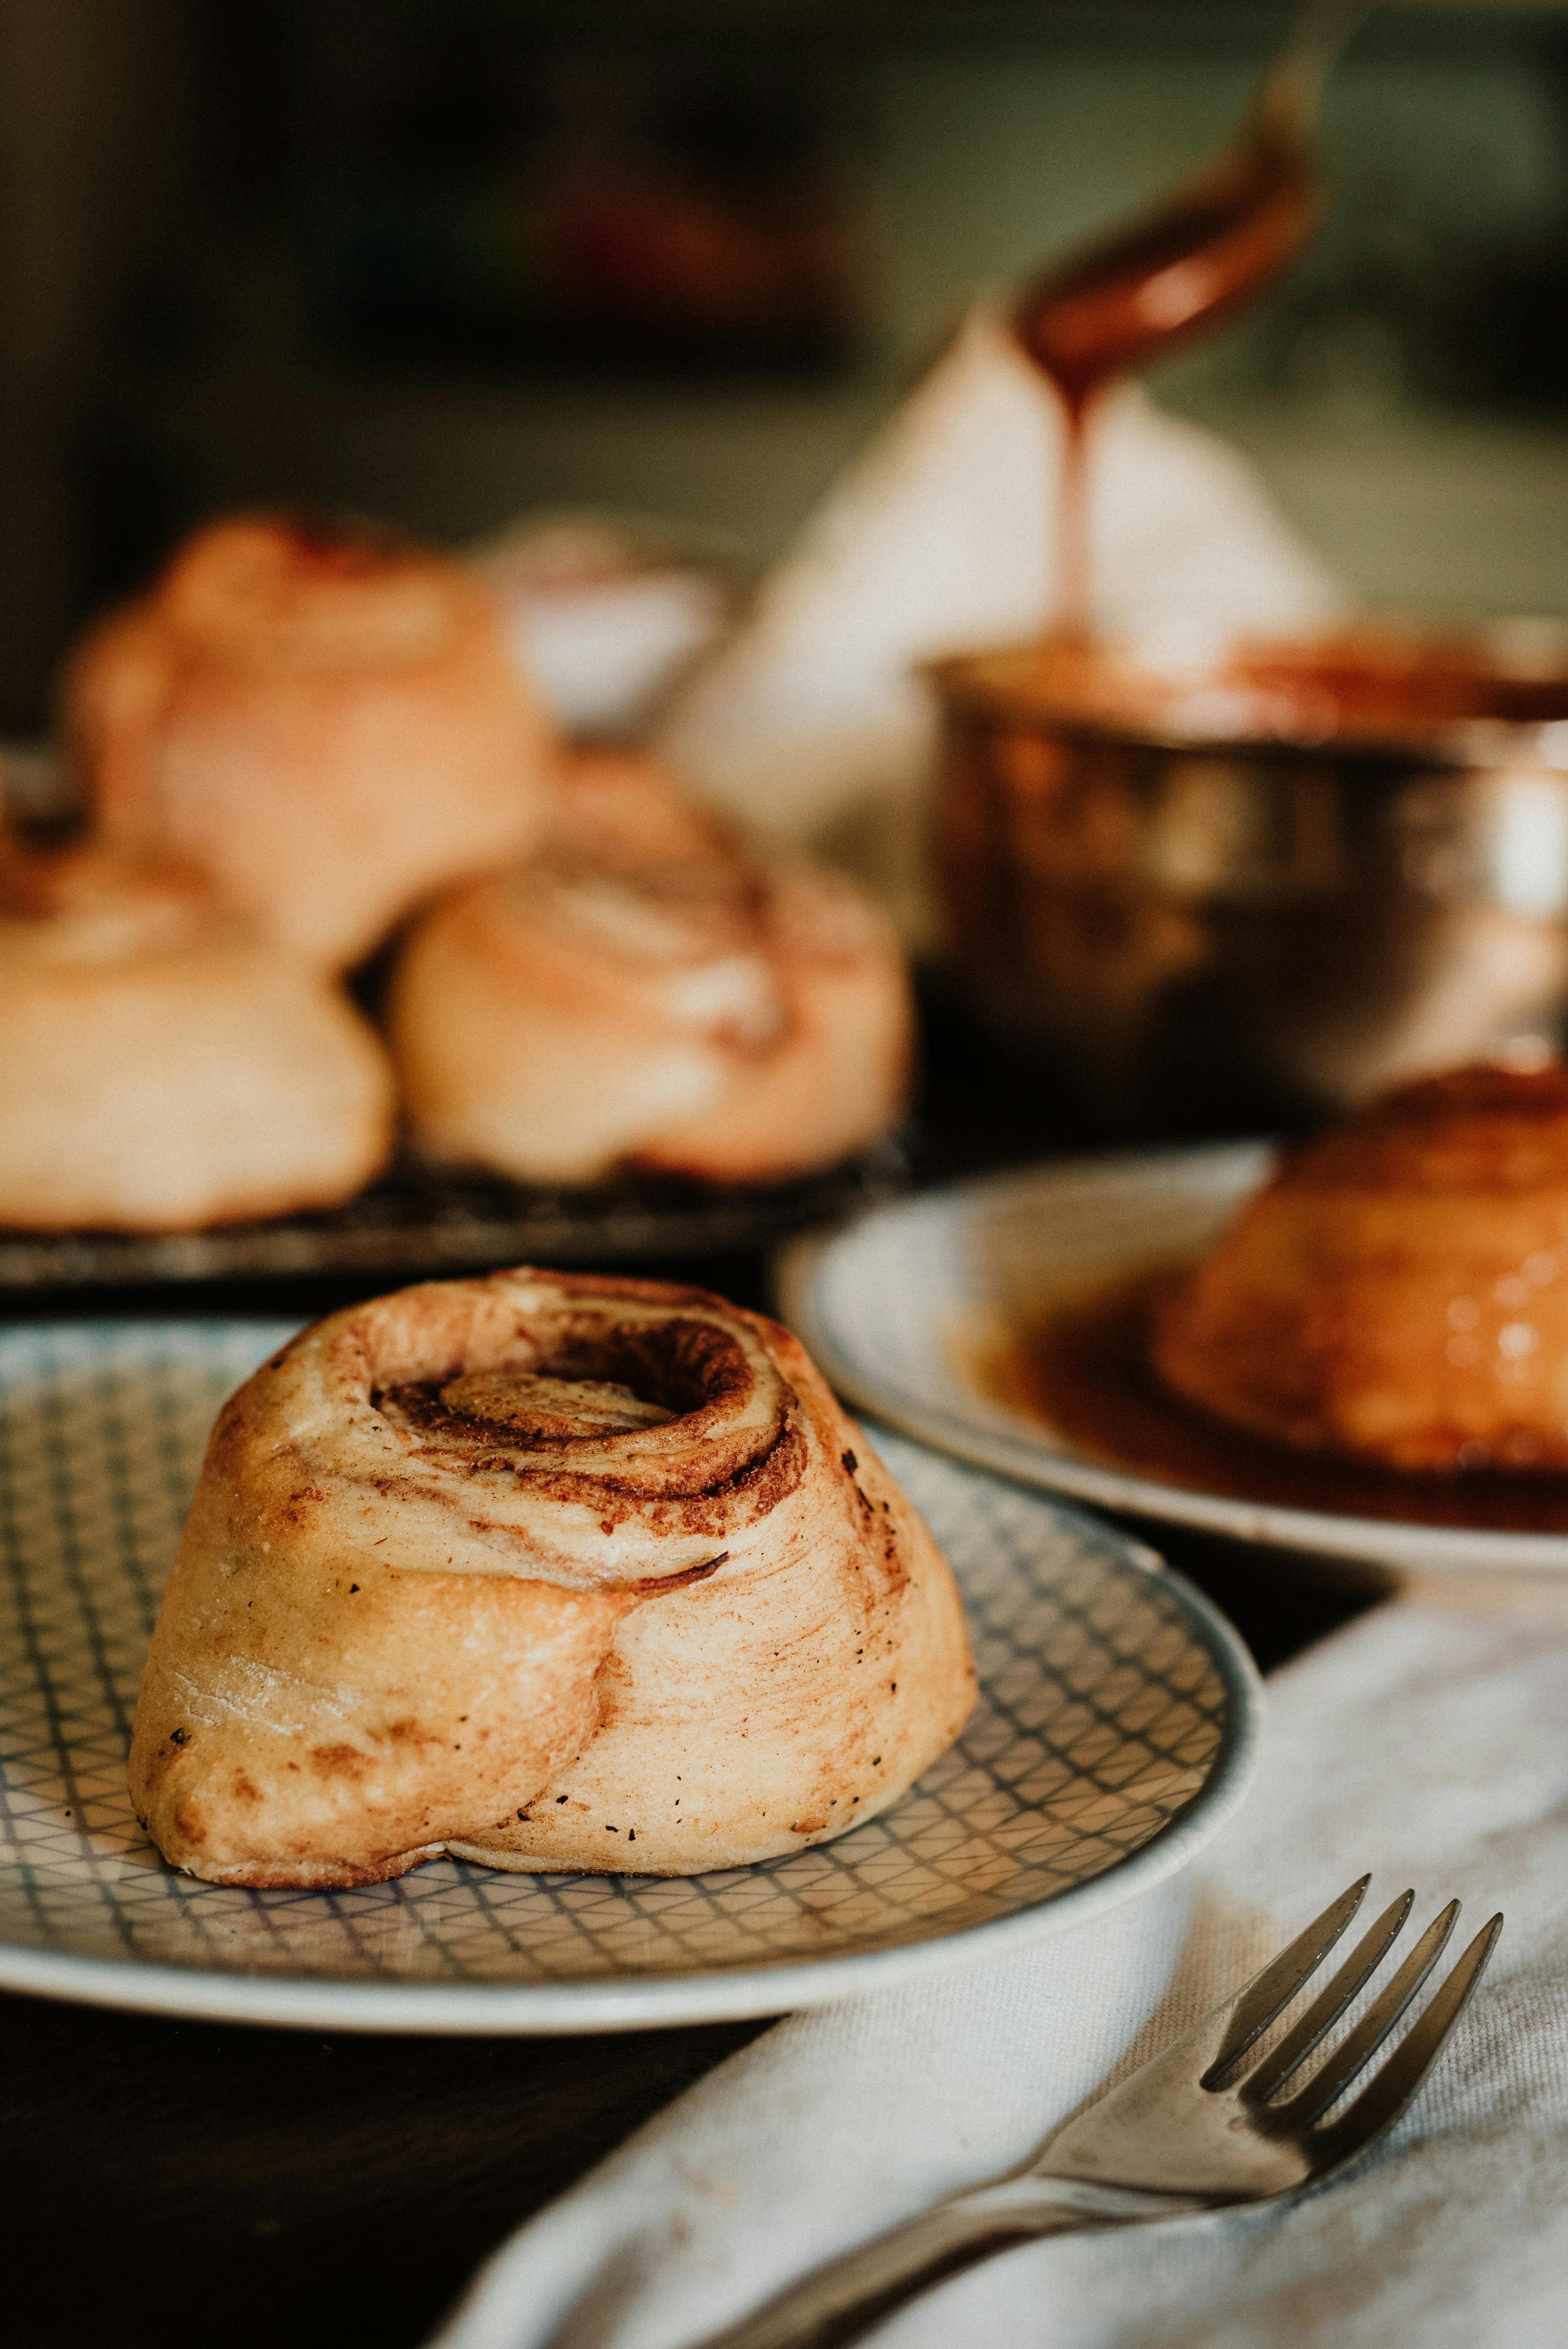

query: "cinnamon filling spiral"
xmin=309 ymin=1275 xmax=809 ymax=1583
xmin=387 ymin=749 xmax=914 ymax=1186
xmin=423 ymin=1371 xmax=675 ymax=1440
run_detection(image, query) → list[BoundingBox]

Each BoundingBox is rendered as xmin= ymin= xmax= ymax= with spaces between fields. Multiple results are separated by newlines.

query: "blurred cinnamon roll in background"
xmin=63 ymin=514 xmax=556 ymax=969
xmin=1151 ymin=1059 xmax=1568 ymax=1473
xmin=0 ymin=832 xmax=394 ymax=1231
xmin=129 ymin=1269 xmax=974 ymax=1886
xmin=387 ymin=751 xmax=913 ymax=1185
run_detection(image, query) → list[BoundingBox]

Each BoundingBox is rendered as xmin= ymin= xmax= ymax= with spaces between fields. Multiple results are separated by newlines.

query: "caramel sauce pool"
xmin=971 ymin=1263 xmax=1568 ymax=1535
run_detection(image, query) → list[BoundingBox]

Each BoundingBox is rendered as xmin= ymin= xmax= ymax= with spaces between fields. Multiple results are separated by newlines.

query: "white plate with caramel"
xmin=780 ymin=1064 xmax=1568 ymax=1574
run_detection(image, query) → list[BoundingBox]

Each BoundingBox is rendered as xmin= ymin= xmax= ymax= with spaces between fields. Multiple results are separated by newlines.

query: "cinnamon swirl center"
xmin=352 ymin=1275 xmax=798 ymax=1504
xmin=386 ymin=1370 xmax=675 ymax=1448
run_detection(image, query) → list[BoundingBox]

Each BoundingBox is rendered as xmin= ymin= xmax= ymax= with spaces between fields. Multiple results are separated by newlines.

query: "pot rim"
xmin=921 ymin=642 xmax=1568 ymax=776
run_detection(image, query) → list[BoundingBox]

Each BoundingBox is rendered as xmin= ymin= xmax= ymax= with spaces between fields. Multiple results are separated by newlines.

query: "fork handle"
xmin=688 ymin=2176 xmax=1205 ymax=2349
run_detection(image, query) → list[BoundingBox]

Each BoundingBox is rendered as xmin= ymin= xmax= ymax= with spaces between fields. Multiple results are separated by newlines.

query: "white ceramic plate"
xmin=779 ymin=1145 xmax=1568 ymax=1575
xmin=0 ymin=1319 xmax=1259 ymax=2033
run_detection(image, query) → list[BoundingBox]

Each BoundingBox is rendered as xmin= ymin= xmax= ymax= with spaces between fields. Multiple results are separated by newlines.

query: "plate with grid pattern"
xmin=0 ymin=1319 xmax=1259 ymax=2032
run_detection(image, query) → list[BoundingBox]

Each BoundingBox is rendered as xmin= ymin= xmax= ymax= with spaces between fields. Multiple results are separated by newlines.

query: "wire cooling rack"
xmin=0 ymin=1138 xmax=910 ymax=1292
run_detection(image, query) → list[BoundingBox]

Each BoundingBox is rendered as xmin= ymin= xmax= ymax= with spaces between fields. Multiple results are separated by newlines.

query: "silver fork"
xmin=690 ymin=1878 xmax=1502 ymax=2349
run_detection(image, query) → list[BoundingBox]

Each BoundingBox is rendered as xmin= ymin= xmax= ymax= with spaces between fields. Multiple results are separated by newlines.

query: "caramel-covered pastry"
xmin=1151 ymin=1061 xmax=1568 ymax=1472
xmin=64 ymin=513 xmax=555 ymax=967
xmin=128 ymin=1270 xmax=975 ymax=1886
xmin=0 ymin=838 xmax=394 ymax=1231
xmin=386 ymin=752 xmax=913 ymax=1184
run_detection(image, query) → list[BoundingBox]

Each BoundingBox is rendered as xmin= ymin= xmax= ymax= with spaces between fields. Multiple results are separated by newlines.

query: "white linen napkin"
xmin=653 ymin=307 xmax=1342 ymax=937
xmin=429 ymin=1575 xmax=1567 ymax=2349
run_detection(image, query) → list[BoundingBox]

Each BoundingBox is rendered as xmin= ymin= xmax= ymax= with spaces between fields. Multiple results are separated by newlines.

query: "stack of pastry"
xmin=0 ymin=510 xmax=914 ymax=1233
xmin=39 ymin=528 xmax=953 ymax=1893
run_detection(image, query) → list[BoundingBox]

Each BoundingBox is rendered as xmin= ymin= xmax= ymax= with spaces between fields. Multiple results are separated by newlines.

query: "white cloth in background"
xmin=653 ymin=308 xmax=1342 ymax=935
xmin=429 ymin=1581 xmax=1568 ymax=2349
xmin=470 ymin=515 xmax=735 ymax=740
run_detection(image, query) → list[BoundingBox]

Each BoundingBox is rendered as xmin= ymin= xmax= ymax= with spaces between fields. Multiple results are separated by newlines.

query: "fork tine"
xmin=1271 ymin=1898 xmax=1459 ymax=2126
xmin=1244 ymin=1889 xmax=1415 ymax=2104
xmin=1317 ymin=1913 xmax=1504 ymax=2162
xmin=1203 ymin=1875 xmax=1370 ymax=2088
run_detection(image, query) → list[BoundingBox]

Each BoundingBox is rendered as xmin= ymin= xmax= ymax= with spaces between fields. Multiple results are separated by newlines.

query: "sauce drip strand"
xmin=1011 ymin=41 xmax=1330 ymax=638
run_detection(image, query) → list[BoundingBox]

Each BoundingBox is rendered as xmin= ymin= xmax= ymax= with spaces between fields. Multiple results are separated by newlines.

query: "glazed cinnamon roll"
xmin=0 ymin=837 xmax=394 ymax=1230
xmin=1151 ymin=1060 xmax=1568 ymax=1472
xmin=128 ymin=1270 xmax=975 ymax=1886
xmin=64 ymin=513 xmax=555 ymax=968
xmin=386 ymin=752 xmax=913 ymax=1184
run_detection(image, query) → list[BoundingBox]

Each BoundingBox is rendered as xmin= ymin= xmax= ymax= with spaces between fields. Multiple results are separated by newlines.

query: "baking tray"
xmin=0 ymin=1139 xmax=909 ymax=1293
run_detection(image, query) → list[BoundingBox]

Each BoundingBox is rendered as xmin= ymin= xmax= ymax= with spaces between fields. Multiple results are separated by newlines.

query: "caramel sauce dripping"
xmin=1012 ymin=5 xmax=1354 ymax=637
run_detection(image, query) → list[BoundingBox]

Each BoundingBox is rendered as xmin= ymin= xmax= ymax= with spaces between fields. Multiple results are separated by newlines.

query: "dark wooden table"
xmin=0 ymin=1023 xmax=1386 ymax=2349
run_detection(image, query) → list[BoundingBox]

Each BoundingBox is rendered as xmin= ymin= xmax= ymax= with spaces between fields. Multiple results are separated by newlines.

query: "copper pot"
xmin=928 ymin=634 xmax=1568 ymax=1133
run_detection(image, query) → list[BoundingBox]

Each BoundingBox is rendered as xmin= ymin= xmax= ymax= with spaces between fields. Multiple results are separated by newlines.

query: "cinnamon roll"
xmin=1151 ymin=1060 xmax=1568 ymax=1472
xmin=386 ymin=752 xmax=913 ymax=1184
xmin=64 ymin=513 xmax=555 ymax=968
xmin=128 ymin=1270 xmax=976 ymax=1887
xmin=0 ymin=838 xmax=394 ymax=1230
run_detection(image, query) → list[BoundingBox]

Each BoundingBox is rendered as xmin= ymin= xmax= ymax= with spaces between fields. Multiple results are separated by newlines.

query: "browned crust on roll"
xmin=63 ymin=513 xmax=556 ymax=969
xmin=1152 ymin=1062 xmax=1568 ymax=1472
xmin=129 ymin=1270 xmax=975 ymax=1885
xmin=387 ymin=750 xmax=913 ymax=1185
xmin=0 ymin=837 xmax=395 ymax=1231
